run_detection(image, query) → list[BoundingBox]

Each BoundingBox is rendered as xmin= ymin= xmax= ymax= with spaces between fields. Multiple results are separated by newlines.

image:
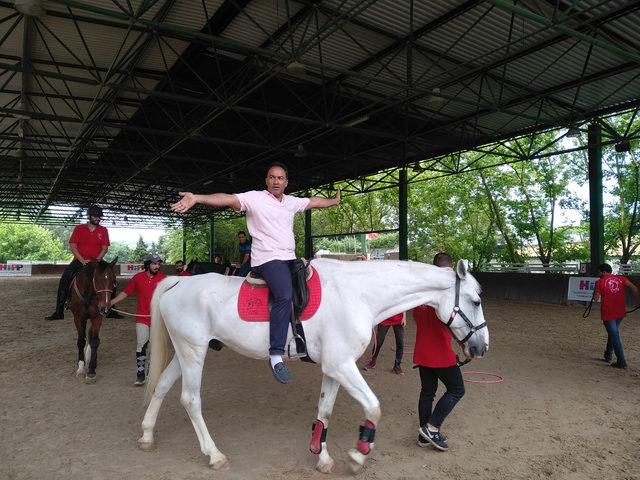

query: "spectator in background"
xmin=362 ymin=312 xmax=406 ymax=375
xmin=233 ymin=231 xmax=252 ymax=277
xmin=175 ymin=260 xmax=191 ymax=276
xmin=593 ymin=262 xmax=640 ymax=369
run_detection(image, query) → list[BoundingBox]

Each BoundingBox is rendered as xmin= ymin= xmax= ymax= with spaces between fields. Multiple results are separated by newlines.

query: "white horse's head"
xmin=436 ymin=260 xmax=489 ymax=359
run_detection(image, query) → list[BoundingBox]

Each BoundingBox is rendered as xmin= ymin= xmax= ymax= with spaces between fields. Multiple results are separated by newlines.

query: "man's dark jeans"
xmin=603 ymin=318 xmax=626 ymax=365
xmin=418 ymin=365 xmax=465 ymax=428
xmin=253 ymin=259 xmax=293 ymax=356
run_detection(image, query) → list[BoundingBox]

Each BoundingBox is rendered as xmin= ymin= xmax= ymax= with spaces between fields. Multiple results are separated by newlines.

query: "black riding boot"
xmin=45 ymin=260 xmax=82 ymax=320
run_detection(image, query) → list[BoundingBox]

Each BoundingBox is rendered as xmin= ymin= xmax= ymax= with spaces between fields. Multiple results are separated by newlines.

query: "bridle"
xmin=445 ymin=275 xmax=487 ymax=344
xmin=73 ymin=265 xmax=114 ymax=314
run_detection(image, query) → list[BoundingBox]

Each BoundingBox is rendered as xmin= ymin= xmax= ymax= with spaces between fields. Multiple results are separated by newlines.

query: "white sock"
xmin=270 ymin=355 xmax=283 ymax=368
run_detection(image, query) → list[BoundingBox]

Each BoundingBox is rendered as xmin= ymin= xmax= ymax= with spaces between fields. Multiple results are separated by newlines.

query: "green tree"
xmin=0 ymin=224 xmax=71 ymax=262
xmin=599 ymin=111 xmax=640 ymax=264
xmin=131 ymin=235 xmax=149 ymax=262
xmin=104 ymin=241 xmax=131 ymax=263
xmin=408 ymin=169 xmax=498 ymax=269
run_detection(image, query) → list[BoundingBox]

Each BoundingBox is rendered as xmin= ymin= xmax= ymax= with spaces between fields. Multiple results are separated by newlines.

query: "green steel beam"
xmin=398 ymin=168 xmax=408 ymax=260
xmin=305 ymin=209 xmax=312 ymax=259
xmin=588 ymin=122 xmax=604 ymax=271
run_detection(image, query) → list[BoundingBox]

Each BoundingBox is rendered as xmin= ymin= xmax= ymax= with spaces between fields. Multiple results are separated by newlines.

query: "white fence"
xmin=484 ymin=263 xmax=579 ymax=274
xmin=484 ymin=262 xmax=640 ymax=275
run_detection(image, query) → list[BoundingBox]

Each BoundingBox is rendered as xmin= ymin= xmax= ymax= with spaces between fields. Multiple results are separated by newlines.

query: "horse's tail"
xmin=144 ymin=278 xmax=177 ymax=405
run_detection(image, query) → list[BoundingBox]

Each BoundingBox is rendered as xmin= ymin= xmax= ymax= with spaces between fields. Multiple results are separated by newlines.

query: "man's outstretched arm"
xmin=307 ymin=189 xmax=340 ymax=210
xmin=171 ymin=192 xmax=240 ymax=213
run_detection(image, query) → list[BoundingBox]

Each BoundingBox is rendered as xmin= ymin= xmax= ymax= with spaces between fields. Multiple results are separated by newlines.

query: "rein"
xmin=109 ymin=307 xmax=150 ymax=318
xmin=582 ymin=289 xmax=640 ymax=318
xmin=445 ymin=275 xmax=487 ymax=344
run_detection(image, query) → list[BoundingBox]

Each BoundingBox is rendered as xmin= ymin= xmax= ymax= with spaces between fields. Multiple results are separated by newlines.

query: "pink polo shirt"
xmin=235 ymin=190 xmax=310 ymax=267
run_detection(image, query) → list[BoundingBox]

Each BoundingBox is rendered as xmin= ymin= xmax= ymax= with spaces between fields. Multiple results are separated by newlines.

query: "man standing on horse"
xmin=171 ymin=162 xmax=340 ymax=384
xmin=45 ymin=205 xmax=110 ymax=321
xmin=110 ymin=253 xmax=167 ymax=385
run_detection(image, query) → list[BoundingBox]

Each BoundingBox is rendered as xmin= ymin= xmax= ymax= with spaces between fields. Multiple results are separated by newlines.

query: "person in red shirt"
xmin=362 ymin=312 xmax=406 ymax=374
xmin=175 ymin=260 xmax=192 ymax=276
xmin=45 ymin=205 xmax=110 ymax=320
xmin=414 ymin=252 xmax=466 ymax=452
xmin=593 ymin=263 xmax=639 ymax=369
xmin=110 ymin=254 xmax=167 ymax=385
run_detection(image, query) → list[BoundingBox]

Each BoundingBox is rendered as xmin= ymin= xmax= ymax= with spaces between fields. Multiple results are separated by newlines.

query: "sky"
xmin=109 ymin=227 xmax=166 ymax=247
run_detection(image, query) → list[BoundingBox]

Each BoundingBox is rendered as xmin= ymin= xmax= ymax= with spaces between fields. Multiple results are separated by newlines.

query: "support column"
xmin=588 ymin=123 xmax=604 ymax=273
xmin=209 ymin=217 xmax=215 ymax=262
xmin=399 ymin=168 xmax=408 ymax=260
xmin=182 ymin=222 xmax=187 ymax=262
xmin=305 ymin=209 xmax=312 ymax=259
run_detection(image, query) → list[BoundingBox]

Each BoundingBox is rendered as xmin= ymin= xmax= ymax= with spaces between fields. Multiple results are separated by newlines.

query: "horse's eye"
xmin=473 ymin=301 xmax=481 ymax=307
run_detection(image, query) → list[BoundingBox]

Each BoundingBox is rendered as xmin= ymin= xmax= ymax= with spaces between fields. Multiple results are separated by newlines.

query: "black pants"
xmin=52 ymin=259 xmax=84 ymax=315
xmin=418 ymin=365 xmax=465 ymax=428
xmin=371 ymin=324 xmax=404 ymax=367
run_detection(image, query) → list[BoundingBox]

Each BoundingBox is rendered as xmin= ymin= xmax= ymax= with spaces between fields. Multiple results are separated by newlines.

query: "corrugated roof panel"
xmin=417 ymin=7 xmax=555 ymax=74
xmin=137 ymin=37 xmax=190 ymax=72
xmin=30 ymin=15 xmax=140 ymax=74
xmin=163 ymin=0 xmax=225 ymax=31
xmin=43 ymin=0 xmax=168 ymax=22
xmin=502 ymin=39 xmax=623 ymax=95
xmin=295 ymin=15 xmax=397 ymax=76
xmin=223 ymin=0 xmax=305 ymax=50
xmin=352 ymin=0 xmax=464 ymax=37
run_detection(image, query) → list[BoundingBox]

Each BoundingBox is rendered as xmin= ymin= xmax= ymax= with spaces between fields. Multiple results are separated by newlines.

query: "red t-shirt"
xmin=595 ymin=274 xmax=631 ymax=321
xmin=380 ymin=312 xmax=404 ymax=326
xmin=413 ymin=305 xmax=457 ymax=368
xmin=178 ymin=271 xmax=192 ymax=276
xmin=123 ymin=271 xmax=167 ymax=325
xmin=68 ymin=224 xmax=110 ymax=260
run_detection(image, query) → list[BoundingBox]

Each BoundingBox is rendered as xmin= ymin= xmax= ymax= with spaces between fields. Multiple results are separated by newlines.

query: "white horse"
xmin=139 ymin=258 xmax=489 ymax=473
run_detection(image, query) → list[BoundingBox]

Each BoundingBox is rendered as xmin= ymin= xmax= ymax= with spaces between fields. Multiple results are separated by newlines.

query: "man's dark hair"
xmin=266 ymin=162 xmax=288 ymax=178
xmin=433 ymin=252 xmax=453 ymax=267
xmin=598 ymin=263 xmax=612 ymax=273
xmin=176 ymin=260 xmax=184 ymax=265
xmin=238 ymin=231 xmax=246 ymax=236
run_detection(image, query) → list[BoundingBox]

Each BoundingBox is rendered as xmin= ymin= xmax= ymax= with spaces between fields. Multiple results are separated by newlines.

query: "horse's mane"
xmin=311 ymin=257 xmax=482 ymax=293
xmin=94 ymin=260 xmax=112 ymax=270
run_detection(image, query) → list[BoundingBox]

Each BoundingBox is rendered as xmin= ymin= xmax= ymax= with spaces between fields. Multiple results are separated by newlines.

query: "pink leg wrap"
xmin=309 ymin=419 xmax=327 ymax=454
xmin=356 ymin=420 xmax=376 ymax=455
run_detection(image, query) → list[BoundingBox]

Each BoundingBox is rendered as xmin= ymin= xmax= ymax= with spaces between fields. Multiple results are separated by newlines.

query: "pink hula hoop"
xmin=462 ymin=371 xmax=504 ymax=384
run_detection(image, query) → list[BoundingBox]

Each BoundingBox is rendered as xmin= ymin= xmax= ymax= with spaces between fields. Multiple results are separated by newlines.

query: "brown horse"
xmin=70 ymin=259 xmax=117 ymax=383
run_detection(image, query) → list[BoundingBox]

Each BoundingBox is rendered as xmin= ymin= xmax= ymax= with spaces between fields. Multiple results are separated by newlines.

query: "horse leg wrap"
xmin=136 ymin=351 xmax=146 ymax=373
xmin=356 ymin=420 xmax=376 ymax=455
xmin=309 ymin=420 xmax=328 ymax=454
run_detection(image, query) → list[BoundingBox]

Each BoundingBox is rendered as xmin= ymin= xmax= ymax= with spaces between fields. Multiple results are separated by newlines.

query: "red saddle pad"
xmin=237 ymin=266 xmax=322 ymax=322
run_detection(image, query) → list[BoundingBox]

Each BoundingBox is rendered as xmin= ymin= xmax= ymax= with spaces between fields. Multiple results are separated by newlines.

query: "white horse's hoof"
xmin=315 ymin=458 xmax=334 ymax=474
xmin=210 ymin=456 xmax=230 ymax=471
xmin=84 ymin=374 xmax=96 ymax=384
xmin=348 ymin=449 xmax=366 ymax=473
xmin=137 ymin=438 xmax=155 ymax=452
xmin=75 ymin=361 xmax=86 ymax=377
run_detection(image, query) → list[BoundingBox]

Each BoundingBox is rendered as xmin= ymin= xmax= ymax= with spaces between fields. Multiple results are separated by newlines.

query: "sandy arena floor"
xmin=1 ymin=275 xmax=639 ymax=480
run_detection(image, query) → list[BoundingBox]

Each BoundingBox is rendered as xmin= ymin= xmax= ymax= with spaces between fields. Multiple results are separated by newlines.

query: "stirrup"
xmin=287 ymin=334 xmax=307 ymax=359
